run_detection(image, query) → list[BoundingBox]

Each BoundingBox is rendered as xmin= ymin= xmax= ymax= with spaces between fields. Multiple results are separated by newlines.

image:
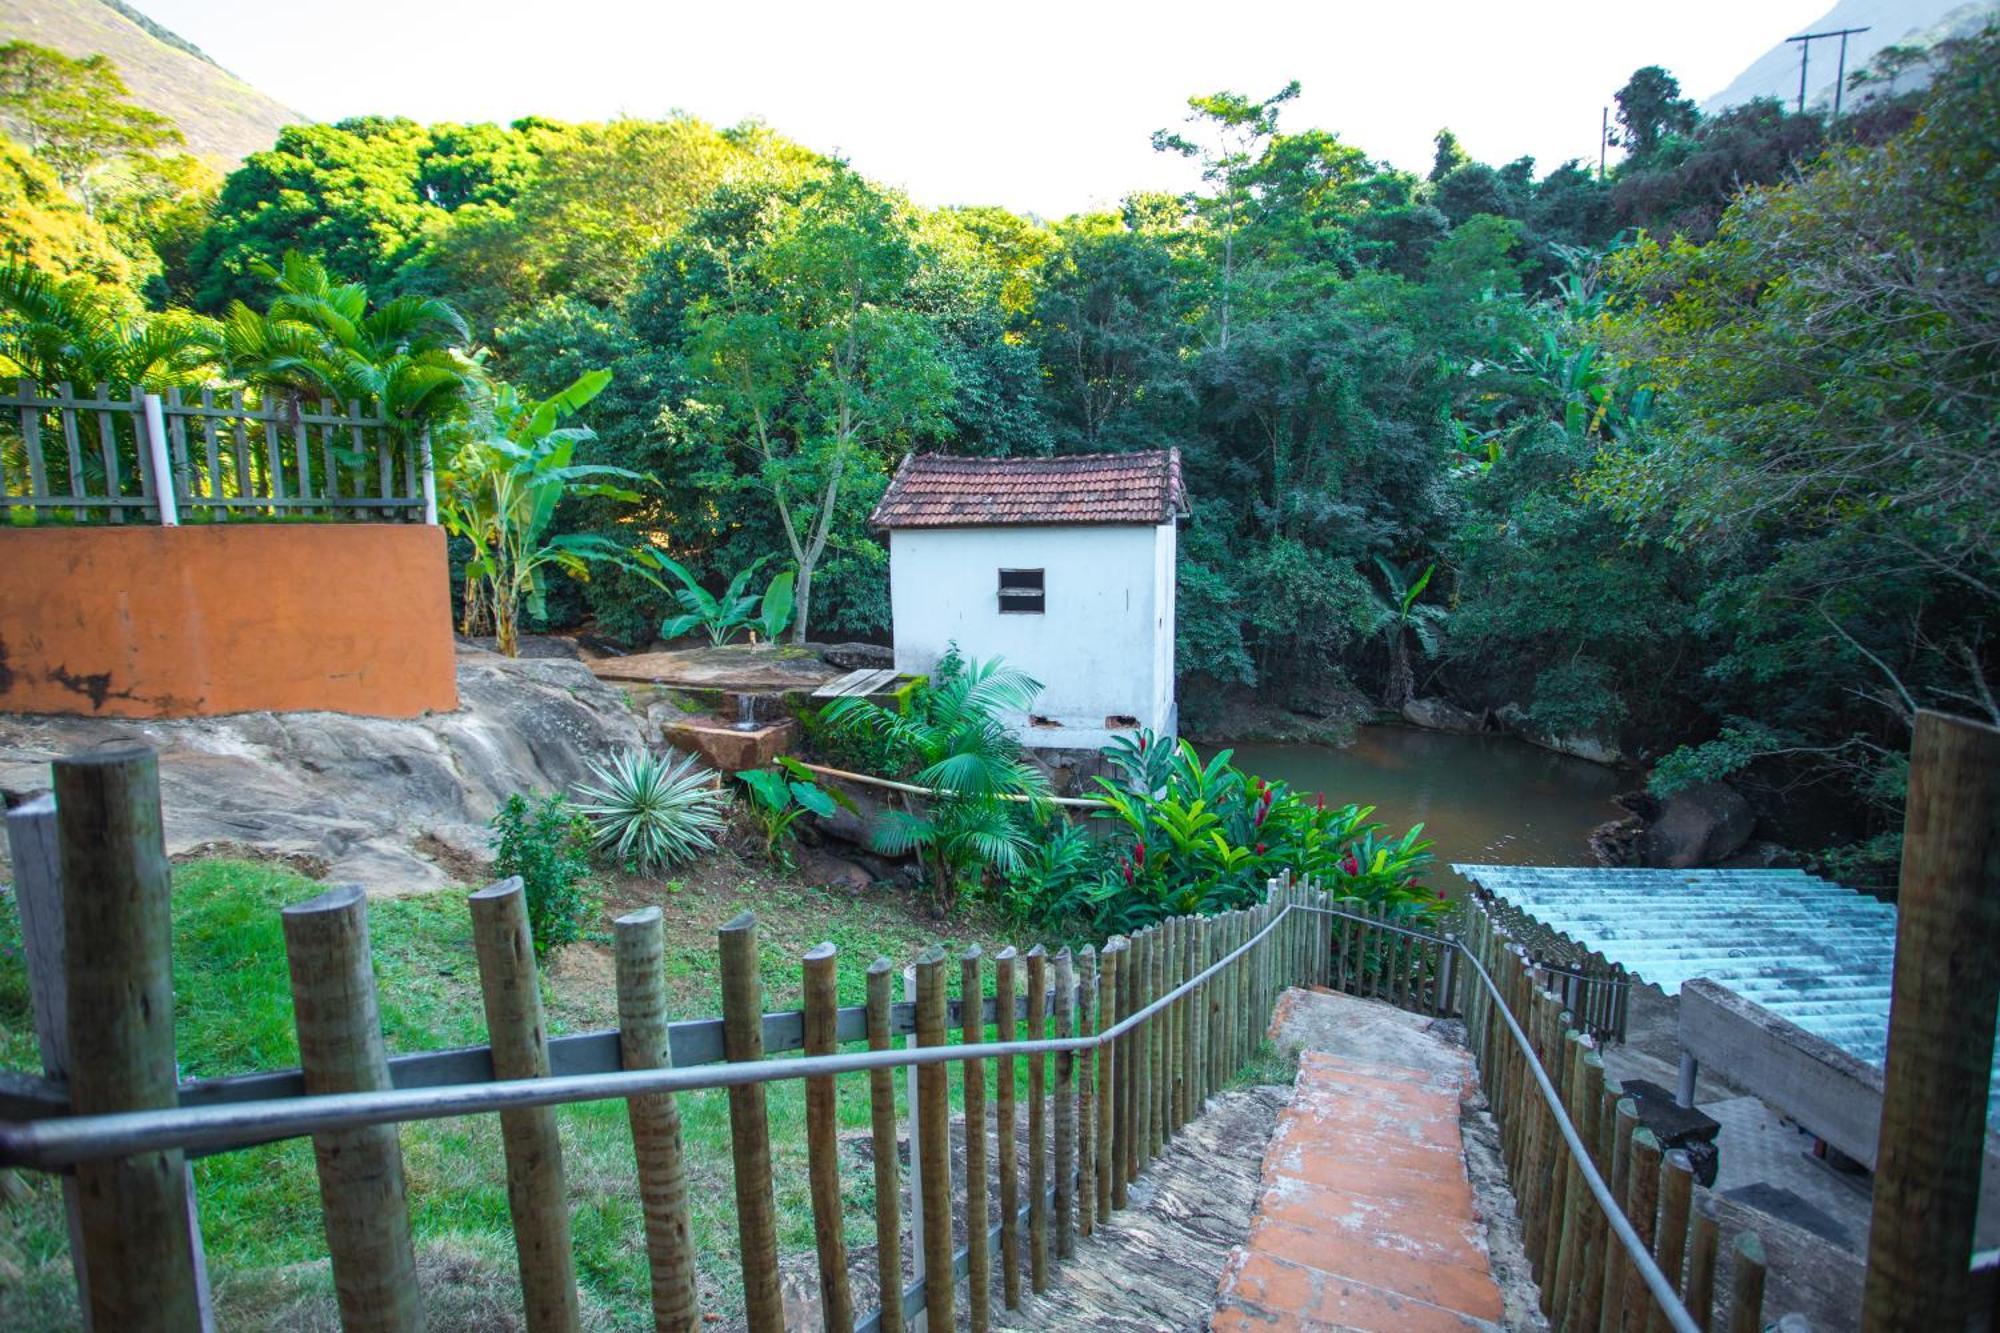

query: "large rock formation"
xmin=1642 ymin=781 xmax=1757 ymax=869
xmin=0 ymin=646 xmax=649 ymax=892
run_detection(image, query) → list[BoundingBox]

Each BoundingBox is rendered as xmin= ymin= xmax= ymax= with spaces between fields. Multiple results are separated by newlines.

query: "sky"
xmin=145 ymin=0 xmax=1833 ymax=218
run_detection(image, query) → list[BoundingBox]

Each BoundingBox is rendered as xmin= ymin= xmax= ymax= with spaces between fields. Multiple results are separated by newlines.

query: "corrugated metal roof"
xmin=1449 ymin=864 xmax=1996 ymax=1109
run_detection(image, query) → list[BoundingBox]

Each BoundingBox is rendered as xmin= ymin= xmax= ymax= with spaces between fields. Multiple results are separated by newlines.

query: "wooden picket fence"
xmin=1 ymin=380 xmax=432 ymax=524
xmin=0 ymin=746 xmax=1345 ymax=1333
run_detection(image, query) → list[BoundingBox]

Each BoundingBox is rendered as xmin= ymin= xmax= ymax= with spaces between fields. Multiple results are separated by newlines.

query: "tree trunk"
xmin=1385 ymin=632 xmax=1413 ymax=707
xmin=791 ymin=562 xmax=813 ymax=646
xmin=493 ymin=579 xmax=520 ymax=657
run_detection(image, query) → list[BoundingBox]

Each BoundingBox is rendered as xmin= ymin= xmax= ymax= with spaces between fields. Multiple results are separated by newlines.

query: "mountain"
xmin=1705 ymin=0 xmax=1999 ymax=112
xmin=0 ymin=0 xmax=298 ymax=165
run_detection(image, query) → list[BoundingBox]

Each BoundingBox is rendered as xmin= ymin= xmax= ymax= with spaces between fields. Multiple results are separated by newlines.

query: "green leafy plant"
xmin=571 ymin=748 xmax=728 ymax=873
xmin=643 ymin=551 xmax=797 ymax=645
xmin=823 ymin=646 xmax=1049 ymax=911
xmin=489 ymin=793 xmax=595 ymax=958
xmin=438 ymin=368 xmax=644 ymax=656
xmin=735 ymin=756 xmax=843 ymax=864
xmin=1360 ymin=558 xmax=1448 ymax=708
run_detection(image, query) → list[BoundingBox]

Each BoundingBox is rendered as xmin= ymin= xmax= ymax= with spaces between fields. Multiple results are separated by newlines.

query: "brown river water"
xmin=1223 ymin=726 xmax=1630 ymax=896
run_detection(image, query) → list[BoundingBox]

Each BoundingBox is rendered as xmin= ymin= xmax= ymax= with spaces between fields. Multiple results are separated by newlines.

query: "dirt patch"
xmin=170 ymin=841 xmax=333 ymax=881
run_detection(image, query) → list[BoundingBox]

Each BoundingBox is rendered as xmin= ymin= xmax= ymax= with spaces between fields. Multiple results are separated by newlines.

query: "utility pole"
xmin=1598 ymin=106 xmax=1608 ymax=179
xmin=1787 ymin=27 xmax=1871 ymax=116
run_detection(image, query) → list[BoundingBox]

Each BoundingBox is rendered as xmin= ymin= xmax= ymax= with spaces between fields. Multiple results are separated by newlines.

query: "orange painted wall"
xmin=0 ymin=525 xmax=459 ymax=718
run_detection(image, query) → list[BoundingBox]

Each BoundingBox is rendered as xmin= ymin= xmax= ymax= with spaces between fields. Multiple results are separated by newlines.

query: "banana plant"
xmin=437 ymin=368 xmax=644 ymax=656
xmin=643 ymin=552 xmax=796 ymax=645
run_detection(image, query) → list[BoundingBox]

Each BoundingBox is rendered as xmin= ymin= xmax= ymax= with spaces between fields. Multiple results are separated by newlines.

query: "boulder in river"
xmin=1642 ymin=780 xmax=1756 ymax=869
xmin=1495 ymin=702 xmax=1624 ymax=766
xmin=1402 ymin=696 xmax=1484 ymax=734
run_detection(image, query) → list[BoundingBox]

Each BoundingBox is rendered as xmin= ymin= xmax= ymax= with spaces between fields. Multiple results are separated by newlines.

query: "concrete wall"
xmin=0 ymin=525 xmax=458 ymax=719
xmin=888 ymin=522 xmax=1176 ymax=750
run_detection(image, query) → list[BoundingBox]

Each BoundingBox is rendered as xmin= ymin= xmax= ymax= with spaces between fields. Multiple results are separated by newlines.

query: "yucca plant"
xmin=572 ymin=748 xmax=728 ymax=873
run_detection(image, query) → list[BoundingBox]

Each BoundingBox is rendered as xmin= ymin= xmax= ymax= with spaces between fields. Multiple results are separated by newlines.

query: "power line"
xmin=1786 ymin=26 xmax=1871 ymax=117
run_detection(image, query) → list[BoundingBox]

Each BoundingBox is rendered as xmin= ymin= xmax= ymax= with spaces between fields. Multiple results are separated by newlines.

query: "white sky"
xmin=143 ymin=0 xmax=1832 ymax=218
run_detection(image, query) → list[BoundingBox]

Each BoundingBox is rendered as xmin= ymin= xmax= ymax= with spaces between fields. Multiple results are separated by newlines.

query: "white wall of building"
xmin=888 ymin=522 xmax=1177 ymax=751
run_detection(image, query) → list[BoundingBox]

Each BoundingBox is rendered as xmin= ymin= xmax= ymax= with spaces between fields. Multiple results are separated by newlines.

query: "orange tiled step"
xmin=1214 ymin=1049 xmax=1505 ymax=1332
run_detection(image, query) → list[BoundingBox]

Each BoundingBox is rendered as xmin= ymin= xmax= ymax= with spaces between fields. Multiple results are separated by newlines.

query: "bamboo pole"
xmin=1649 ymin=1151 xmax=1695 ymax=1333
xmin=793 ymin=760 xmax=1107 ymax=809
xmin=469 ymin=878 xmax=581 ymax=1333
xmin=1726 ymin=1232 xmax=1765 ymax=1333
xmin=994 ymin=947 xmax=1021 ymax=1307
xmin=1148 ymin=924 xmax=1166 ymax=1159
xmin=1077 ymin=944 xmax=1097 ymax=1239
xmin=282 ymin=886 xmax=421 ymax=1333
xmin=1863 ymin=711 xmax=2000 ymax=1332
xmin=865 ymin=959 xmax=906 ymax=1333
xmin=961 ymin=945 xmax=990 ymax=1333
xmin=1095 ymin=941 xmax=1118 ymax=1225
xmin=1119 ymin=928 xmax=1138 ymax=1194
xmin=1132 ymin=928 xmax=1152 ymax=1176
xmin=716 ymin=912 xmax=783 ymax=1333
xmin=613 ymin=909 xmax=700 ymax=1333
xmin=914 ymin=947 xmax=955 ymax=1331
xmin=1025 ymin=944 xmax=1049 ymax=1294
xmin=804 ymin=942 xmax=855 ymax=1333
xmin=1685 ymin=1199 xmax=1720 ymax=1332
xmin=1054 ymin=948 xmax=1076 ymax=1261
xmin=55 ymin=747 xmax=203 ymax=1333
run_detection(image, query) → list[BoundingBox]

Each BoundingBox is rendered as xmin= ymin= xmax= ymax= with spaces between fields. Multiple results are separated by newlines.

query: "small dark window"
xmin=998 ymin=568 xmax=1044 ymax=614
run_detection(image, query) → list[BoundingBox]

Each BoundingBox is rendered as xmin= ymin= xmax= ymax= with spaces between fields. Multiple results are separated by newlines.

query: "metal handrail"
xmin=0 ymin=896 xmax=1699 ymax=1333
xmin=0 ymin=901 xmax=1291 ymax=1169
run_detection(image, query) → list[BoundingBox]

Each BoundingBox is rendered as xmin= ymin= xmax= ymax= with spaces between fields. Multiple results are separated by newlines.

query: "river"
xmin=1224 ymin=726 xmax=1630 ymax=895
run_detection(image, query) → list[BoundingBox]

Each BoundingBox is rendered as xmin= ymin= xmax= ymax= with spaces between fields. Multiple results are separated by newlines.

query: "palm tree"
xmin=0 ymin=261 xmax=217 ymax=388
xmin=823 ymin=649 xmax=1051 ymax=911
xmin=221 ymin=251 xmax=476 ymax=437
xmin=1362 ymin=558 xmax=1447 ymax=708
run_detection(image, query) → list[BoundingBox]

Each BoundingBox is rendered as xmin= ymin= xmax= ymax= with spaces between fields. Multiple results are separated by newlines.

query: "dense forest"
xmin=2 ymin=28 xmax=1995 ymax=881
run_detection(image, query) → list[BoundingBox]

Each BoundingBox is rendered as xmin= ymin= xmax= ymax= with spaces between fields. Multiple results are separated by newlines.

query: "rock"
xmin=817 ymin=641 xmax=894 ymax=671
xmin=660 ymin=717 xmax=797 ymax=774
xmin=816 ymin=782 xmax=898 ymax=854
xmin=1495 ymin=702 xmax=1624 ymax=765
xmin=585 ymin=642 xmax=840 ymax=692
xmin=796 ymin=846 xmax=874 ymax=892
xmin=1589 ymin=816 xmax=1647 ymax=867
xmin=0 ymin=653 xmax=648 ymax=893
xmin=1717 ymin=839 xmax=1800 ymax=870
xmin=1402 ymin=695 xmax=1484 ymax=734
xmin=454 ymin=634 xmax=583 ymax=660
xmin=1643 ymin=780 xmax=1756 ymax=869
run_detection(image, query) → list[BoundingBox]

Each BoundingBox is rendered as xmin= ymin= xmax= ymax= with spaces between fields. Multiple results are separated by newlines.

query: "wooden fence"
xmin=1467 ymin=887 xmax=1632 ymax=1042
xmin=1 ymin=381 xmax=433 ymax=524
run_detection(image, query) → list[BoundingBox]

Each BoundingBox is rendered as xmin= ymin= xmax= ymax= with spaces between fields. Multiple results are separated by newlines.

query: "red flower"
xmin=1137 ymin=735 xmax=1148 ymax=753
xmin=1341 ymin=852 xmax=1360 ymax=875
xmin=1122 ymin=862 xmax=1134 ymax=886
xmin=1255 ymin=842 xmax=1267 ymax=855
xmin=1315 ymin=794 xmax=1325 ymax=812
xmin=1134 ymin=841 xmax=1147 ymax=867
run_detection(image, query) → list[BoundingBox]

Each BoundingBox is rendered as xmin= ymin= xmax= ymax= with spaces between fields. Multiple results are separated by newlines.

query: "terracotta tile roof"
xmin=870 ymin=449 xmax=1188 ymax=528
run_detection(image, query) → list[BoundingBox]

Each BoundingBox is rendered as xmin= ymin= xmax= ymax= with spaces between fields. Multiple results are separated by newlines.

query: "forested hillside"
xmin=2 ymin=25 xmax=1994 ymax=880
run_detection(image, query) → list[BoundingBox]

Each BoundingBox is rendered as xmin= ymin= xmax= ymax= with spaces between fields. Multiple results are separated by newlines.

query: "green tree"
xmin=678 ymin=167 xmax=954 ymax=642
xmin=0 ymin=42 xmax=180 ymax=211
xmin=1612 ymin=66 xmax=1699 ymax=166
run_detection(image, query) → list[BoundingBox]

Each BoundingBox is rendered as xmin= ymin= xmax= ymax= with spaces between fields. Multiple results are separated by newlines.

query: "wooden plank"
xmin=318 ymin=398 xmax=338 ymax=506
xmin=961 ymin=945 xmax=989 ymax=1332
xmin=915 ymin=946 xmax=955 ymax=1332
xmin=166 ymin=386 xmax=193 ymax=507
xmin=865 ymin=959 xmax=905 ymax=1333
xmin=812 ymin=668 xmax=900 ymax=699
xmin=196 ymin=389 xmax=224 ymax=520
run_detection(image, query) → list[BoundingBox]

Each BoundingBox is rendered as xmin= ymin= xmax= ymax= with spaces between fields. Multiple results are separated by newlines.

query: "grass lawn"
xmin=0 ymin=850 xmax=1066 ymax=1330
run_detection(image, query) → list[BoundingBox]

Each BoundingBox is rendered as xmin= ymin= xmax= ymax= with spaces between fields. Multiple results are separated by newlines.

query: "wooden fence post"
xmin=1685 ymin=1198 xmax=1720 ymax=1331
xmin=914 ymin=946 xmax=955 ymax=1331
xmin=994 ymin=947 xmax=1021 ymax=1308
xmin=55 ymin=748 xmax=204 ymax=1332
xmin=1103 ymin=938 xmax=1125 ymax=1215
xmin=962 ymin=945 xmax=990 ymax=1333
xmin=1077 ymin=944 xmax=1097 ymax=1239
xmin=1727 ymin=1232 xmax=1766 ymax=1333
xmin=468 ymin=878 xmax=581 ymax=1333
xmin=612 ymin=907 xmax=700 ymax=1333
xmin=1862 ymin=710 xmax=2000 ymax=1331
xmin=1054 ymin=947 xmax=1076 ymax=1261
xmin=715 ymin=911 xmax=783 ymax=1333
xmin=864 ymin=959 xmax=907 ymax=1333
xmin=1650 ymin=1151 xmax=1695 ymax=1333
xmin=1025 ymin=944 xmax=1050 ymax=1294
xmin=1619 ymin=1129 xmax=1664 ymax=1325
xmin=282 ymin=886 xmax=422 ymax=1333
xmin=803 ymin=942 xmax=854 ymax=1333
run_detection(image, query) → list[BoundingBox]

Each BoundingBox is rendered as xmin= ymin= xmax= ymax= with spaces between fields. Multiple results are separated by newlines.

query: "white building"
xmin=872 ymin=450 xmax=1188 ymax=752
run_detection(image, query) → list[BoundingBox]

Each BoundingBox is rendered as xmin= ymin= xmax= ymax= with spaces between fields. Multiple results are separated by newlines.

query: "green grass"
xmin=0 ymin=856 xmax=1093 ymax=1330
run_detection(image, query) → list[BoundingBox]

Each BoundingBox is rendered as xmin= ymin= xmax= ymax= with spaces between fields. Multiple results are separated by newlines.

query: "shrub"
xmin=736 ymin=757 xmax=843 ymax=865
xmin=489 ymin=793 xmax=595 ymax=957
xmin=572 ymin=748 xmax=729 ymax=873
